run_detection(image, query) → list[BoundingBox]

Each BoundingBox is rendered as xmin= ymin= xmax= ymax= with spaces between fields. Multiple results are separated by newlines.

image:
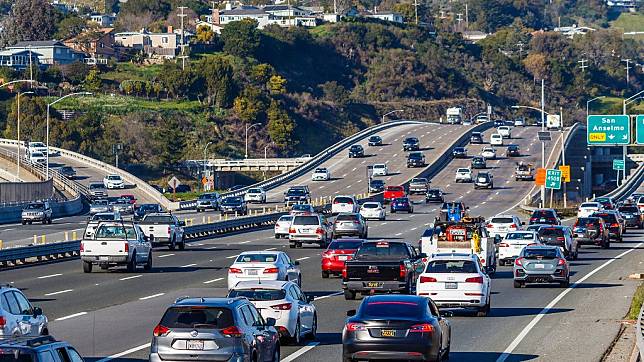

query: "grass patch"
xmin=591 ymin=97 xmax=644 ymax=115
xmin=163 ymin=190 xmax=227 ymax=201
xmin=101 ymin=62 xmax=163 ymax=82
xmin=610 ymin=12 xmax=644 ymax=33
xmin=627 ymin=282 xmax=644 ymax=320
xmin=47 ymin=94 xmax=207 ymax=115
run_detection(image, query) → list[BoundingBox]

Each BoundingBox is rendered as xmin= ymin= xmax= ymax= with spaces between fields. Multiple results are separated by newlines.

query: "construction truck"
xmin=420 ymin=217 xmax=498 ymax=275
xmin=513 ymin=162 xmax=535 ymax=181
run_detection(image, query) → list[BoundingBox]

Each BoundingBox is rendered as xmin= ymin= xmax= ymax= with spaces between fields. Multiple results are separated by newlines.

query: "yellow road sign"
xmin=588 ymin=133 xmax=606 ymax=142
xmin=558 ymin=165 xmax=571 ymax=183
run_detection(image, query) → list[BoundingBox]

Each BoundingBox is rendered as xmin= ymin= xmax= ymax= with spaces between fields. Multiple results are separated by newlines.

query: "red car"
xmin=383 ymin=185 xmax=406 ymax=203
xmin=119 ymin=194 xmax=137 ymax=205
xmin=321 ymin=239 xmax=365 ymax=278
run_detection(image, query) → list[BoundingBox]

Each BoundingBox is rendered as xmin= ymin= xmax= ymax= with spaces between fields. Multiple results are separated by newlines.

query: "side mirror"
xmin=33 ymin=307 xmax=43 ymax=317
xmin=307 ymin=295 xmax=315 ymax=303
xmin=346 ymin=309 xmax=356 ymax=317
xmin=294 ymin=261 xmax=300 ymax=266
xmin=440 ymin=310 xmax=454 ymax=318
xmin=521 ymin=221 xmax=525 ymax=226
xmin=265 ymin=317 xmax=277 ymax=327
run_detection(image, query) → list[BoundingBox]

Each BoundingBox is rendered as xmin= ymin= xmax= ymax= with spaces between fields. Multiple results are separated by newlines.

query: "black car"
xmin=220 ymin=196 xmax=248 ymax=215
xmin=494 ymin=120 xmax=505 ymax=127
xmin=403 ymin=137 xmax=420 ymax=151
xmin=369 ymin=179 xmax=385 ymax=193
xmin=343 ymin=295 xmax=451 ymax=362
xmin=529 ymin=209 xmax=561 ymax=225
xmin=134 ymin=203 xmax=163 ymax=221
xmin=58 ymin=166 xmax=76 ymax=179
xmin=425 ymin=188 xmax=444 ymax=203
xmin=591 ymin=211 xmax=623 ymax=242
xmin=407 ymin=152 xmax=426 ymax=167
xmin=452 ymin=146 xmax=467 ymax=158
xmin=617 ymin=205 xmax=643 ymax=228
xmin=474 ymin=172 xmax=493 ymax=189
xmin=470 ymin=132 xmax=484 ymax=144
xmin=348 ymin=144 xmax=364 ymax=158
xmin=471 ymin=156 xmax=486 ymax=169
xmin=368 ymin=135 xmax=383 ymax=146
xmin=573 ymin=217 xmax=610 ymax=248
xmin=506 ymin=144 xmax=520 ymax=157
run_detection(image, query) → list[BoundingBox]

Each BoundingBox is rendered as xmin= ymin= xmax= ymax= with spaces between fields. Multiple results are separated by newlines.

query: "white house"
xmin=553 ymin=25 xmax=595 ymax=38
xmin=366 ymin=12 xmax=404 ymax=24
xmin=90 ymin=14 xmax=117 ymax=27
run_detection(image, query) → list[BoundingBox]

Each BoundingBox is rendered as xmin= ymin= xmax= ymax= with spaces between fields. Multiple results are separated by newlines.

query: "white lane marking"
xmin=361 ymin=160 xmax=366 ymax=164
xmin=207 ymin=246 xmax=218 ymax=250
xmin=296 ymin=256 xmax=310 ymax=261
xmin=158 ymin=253 xmax=174 ymax=258
xmin=139 ymin=293 xmax=165 ymax=301
xmin=119 ymin=275 xmax=142 ymax=281
xmin=352 ymin=167 xmax=357 ymax=172
xmin=347 ymin=185 xmax=352 ymax=188
xmin=180 ymin=263 xmax=197 ymax=268
xmin=334 ymin=190 xmax=340 ymax=194
xmin=95 ymin=343 xmax=151 ymax=362
xmin=495 ymin=191 xmax=500 ymax=195
xmin=393 ymin=153 xmax=398 ymax=158
xmin=497 ymin=241 xmax=644 ymax=362
xmin=319 ymin=186 xmax=325 ymax=189
xmin=37 ymin=273 xmax=62 ymax=279
xmin=265 ymin=247 xmax=277 ymax=251
xmin=45 ymin=289 xmax=73 ymax=296
xmin=410 ymin=215 xmax=416 ymax=218
xmin=203 ymin=277 xmax=224 ymax=284
xmin=55 ymin=312 xmax=87 ymax=321
xmin=378 ymin=148 xmax=384 ymax=151
xmin=283 ymin=342 xmax=321 ymax=362
xmin=395 ymin=232 xmax=403 ymax=236
xmin=481 ymin=201 xmax=487 ymax=205
xmin=192 ymin=243 xmax=204 ymax=246
xmin=356 ymin=179 xmax=362 ymax=183
xmin=381 ymin=222 xmax=388 ymax=225
xmin=240 ymin=240 xmax=252 ymax=244
xmin=466 ymin=190 xmax=472 ymax=194
xmin=506 ymin=180 xmax=510 ymax=184
xmin=342 ymin=174 xmax=348 ymax=178
xmin=314 ymin=291 xmax=343 ymax=301
xmin=410 ymin=227 xmax=418 ymax=231
xmin=226 ymin=255 xmax=239 ymax=259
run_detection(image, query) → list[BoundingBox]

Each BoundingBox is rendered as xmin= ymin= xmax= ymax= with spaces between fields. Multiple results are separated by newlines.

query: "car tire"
xmin=322 ymin=270 xmax=330 ymax=278
xmin=144 ymin=252 xmax=152 ymax=271
xmin=82 ymin=261 xmax=92 ymax=273
xmin=513 ymin=280 xmax=522 ymax=288
xmin=442 ymin=342 xmax=451 ymax=361
xmin=560 ymin=279 xmax=570 ymax=288
xmin=476 ymin=297 xmax=490 ymax=317
xmin=602 ymin=240 xmax=610 ymax=249
xmin=127 ymin=252 xmax=137 ymax=272
xmin=290 ymin=320 xmax=302 ymax=345
xmin=21 ymin=221 xmax=26 ymax=225
xmin=47 ymin=217 xmax=52 ymax=224
xmin=307 ymin=314 xmax=317 ymax=340
xmin=344 ymin=290 xmax=356 ymax=300
xmin=179 ymin=238 xmax=186 ymax=250
xmin=168 ymin=238 xmax=176 ymax=250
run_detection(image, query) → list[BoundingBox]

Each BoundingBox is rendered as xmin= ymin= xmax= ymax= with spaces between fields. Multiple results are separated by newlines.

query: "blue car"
xmin=390 ymin=197 xmax=414 ymax=213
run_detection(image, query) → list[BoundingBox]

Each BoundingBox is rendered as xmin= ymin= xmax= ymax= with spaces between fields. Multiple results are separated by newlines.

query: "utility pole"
xmin=414 ymin=0 xmax=419 ymax=25
xmin=560 ymin=106 xmax=566 ymax=208
xmin=333 ymin=0 xmax=337 ymax=14
xmin=178 ymin=6 xmax=188 ymax=70
xmin=456 ymin=13 xmax=463 ymax=29
xmin=577 ymin=58 xmax=588 ymax=72
xmin=517 ymin=42 xmax=524 ymax=56
xmin=465 ymin=3 xmax=469 ymax=29
xmin=621 ymin=58 xmax=631 ymax=87
xmin=211 ymin=1 xmax=216 ymax=22
xmin=540 ymin=79 xmax=546 ymax=208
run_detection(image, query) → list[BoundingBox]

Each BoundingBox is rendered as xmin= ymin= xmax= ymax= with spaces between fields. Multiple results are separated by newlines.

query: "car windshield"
xmin=0 ymin=351 xmax=34 ymax=362
xmin=26 ymin=204 xmax=44 ymax=210
xmin=287 ymin=189 xmax=306 ymax=196
xmin=336 ymin=214 xmax=359 ymax=221
xmin=93 ymin=200 xmax=109 ymax=206
xmin=90 ymin=183 xmax=104 ymax=189
xmin=454 ymin=147 xmax=465 ymax=151
xmin=505 ymin=232 xmax=534 ymax=240
xmin=314 ymin=169 xmax=326 ymax=173
xmin=354 ymin=242 xmax=409 ymax=260
xmin=350 ymin=145 xmax=362 ymax=150
xmin=228 ymin=289 xmax=286 ymax=301
xmin=524 ymin=248 xmax=558 ymax=259
xmin=329 ymin=240 xmax=363 ymax=249
xmin=277 ymin=215 xmax=293 ymax=223
xmin=373 ymin=164 xmax=385 ymax=169
xmin=95 ymin=225 xmax=136 ymax=239
xmin=236 ymin=254 xmax=278 ymax=263
xmin=142 ymin=215 xmax=172 ymax=223
xmin=362 ymin=203 xmax=380 ymax=209
xmin=247 ymin=189 xmax=262 ymax=194
xmin=370 ymin=180 xmax=384 ymax=186
xmin=426 ymin=260 xmax=477 ymax=273
xmin=222 ymin=197 xmax=242 ymax=205
xmin=92 ymin=214 xmax=116 ymax=221
xmin=361 ymin=300 xmax=423 ymax=319
xmin=427 ymin=190 xmax=440 ymax=196
xmin=139 ymin=204 xmax=159 ymax=211
xmin=292 ymin=204 xmax=311 ymax=211
xmin=292 ymin=216 xmax=319 ymax=225
xmin=386 ymin=186 xmax=402 ymax=191
xmin=199 ymin=194 xmax=215 ymax=200
xmin=408 ymin=153 xmax=422 ymax=159
xmin=618 ymin=206 xmax=638 ymax=213
xmin=393 ymin=198 xmax=408 ymax=203
xmin=30 ymin=152 xmax=44 ymax=157
xmin=107 ymin=175 xmax=121 ymax=180
xmin=411 ymin=178 xmax=426 ymax=183
xmin=508 ymin=145 xmax=518 ymax=150
xmin=457 ymin=168 xmax=470 ymax=173
xmin=160 ymin=307 xmax=234 ymax=329
xmin=404 ymin=138 xmax=418 ymax=143
xmin=491 ymin=217 xmax=514 ymax=224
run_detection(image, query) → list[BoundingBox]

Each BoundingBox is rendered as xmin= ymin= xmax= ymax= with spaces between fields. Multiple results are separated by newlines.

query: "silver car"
xmin=196 ymin=193 xmax=221 ymax=212
xmin=0 ymin=285 xmax=48 ymax=337
xmin=332 ymin=213 xmax=368 ymax=239
xmin=90 ymin=199 xmax=112 ymax=215
xmin=513 ymin=245 xmax=570 ymax=288
xmin=111 ymin=199 xmax=134 ymax=214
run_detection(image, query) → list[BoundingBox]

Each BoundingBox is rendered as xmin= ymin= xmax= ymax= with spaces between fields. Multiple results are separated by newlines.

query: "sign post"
xmin=545 ymin=169 xmax=562 ymax=190
xmin=586 ymin=115 xmax=630 ymax=145
xmin=168 ymin=176 xmax=181 ymax=198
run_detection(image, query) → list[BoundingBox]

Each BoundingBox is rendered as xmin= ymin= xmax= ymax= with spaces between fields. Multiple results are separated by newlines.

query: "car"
xmin=455 ymin=167 xmax=473 ymax=183
xmin=416 ymin=253 xmax=491 ymax=316
xmin=490 ymin=133 xmax=503 ymax=146
xmin=577 ymin=202 xmax=603 ymax=218
xmin=0 ymin=336 xmax=83 ymax=361
xmin=288 ymin=213 xmax=332 ymax=248
xmin=369 ymin=179 xmax=385 ymax=193
xmin=390 ymin=197 xmax=413 ymax=213
xmin=474 ymin=172 xmax=493 ymax=189
xmin=332 ymin=195 xmax=359 ymax=214
xmin=591 ymin=211 xmax=624 ymax=242
xmin=134 ymin=203 xmax=163 ymax=221
xmin=529 ymin=209 xmax=561 ymax=225
xmin=119 ymin=194 xmax=137 ymax=205
xmin=103 ymin=174 xmax=125 ymax=189
xmin=0 ymin=285 xmax=49 ymax=337
xmin=110 ymin=198 xmax=134 ymax=214
xmin=595 ymin=197 xmax=615 ymax=210
xmin=227 ymin=281 xmax=317 ymax=345
xmin=149 ymin=297 xmax=280 ymax=362
xmin=333 ymin=213 xmax=368 ymax=238
xmin=506 ymin=144 xmax=520 ymax=157
xmin=227 ymin=251 xmax=301 ymax=289
xmin=471 ymin=156 xmax=487 ymax=169
xmin=486 ymin=214 xmax=523 ymax=238
xmin=26 ymin=141 xmax=47 ymax=155
xmin=244 ymin=188 xmax=266 ymax=203
xmin=371 ymin=163 xmax=388 ymax=176
xmin=463 ymin=118 xmax=473 ymax=125
xmin=311 ymin=167 xmax=331 ymax=181
xmin=476 ymin=115 xmax=489 ymax=123
xmin=403 ymin=137 xmax=420 ymax=151
xmin=409 ymin=177 xmax=430 ymax=194
xmin=88 ymin=182 xmax=107 ymax=199
xmin=90 ymin=199 xmax=112 ymax=215
xmin=342 ymin=295 xmax=451 ymax=362
xmin=493 ymin=120 xmax=505 ymax=127
xmin=497 ymin=126 xmax=511 ymax=138
xmin=498 ymin=231 xmax=540 ymax=266
xmin=368 ymin=135 xmax=383 ymax=146
xmin=627 ymin=193 xmax=644 ymax=204
xmin=573 ymin=216 xmax=610 ymax=249
xmin=220 ymin=196 xmax=248 ymax=216
xmin=274 ymin=215 xmax=294 ymax=239
xmin=470 ymin=132 xmax=484 ymax=144
xmin=21 ymin=202 xmax=53 ymax=225
xmin=290 ymin=203 xmax=315 ymax=215
xmin=28 ymin=151 xmax=46 ymax=164
xmin=383 ymin=185 xmax=405 ymax=203
xmin=58 ymin=166 xmax=76 ymax=179
xmin=407 ymin=152 xmax=426 ymax=167
xmin=140 ymin=213 xmax=186 ymax=250
xmin=452 ymin=146 xmax=467 ymax=158
xmin=514 ymin=162 xmax=535 ymax=181
xmin=196 ymin=192 xmax=221 ymax=212
xmin=525 ymin=224 xmax=549 ymax=232
xmin=84 ymin=211 xmax=123 ymax=238
xmin=321 ymin=239 xmax=365 ymax=278
xmin=617 ymin=204 xmax=643 ymax=228
xmin=514 ymin=118 xmax=525 ymax=127
xmin=348 ymin=144 xmax=364 ymax=158
xmin=537 ymin=225 xmax=577 ymax=259
xmin=284 ymin=187 xmax=311 ymax=206
xmin=425 ymin=188 xmax=444 ymax=203
xmin=81 ymin=222 xmax=152 ymax=273
xmin=360 ymin=201 xmax=386 ymax=220
xmin=481 ymin=147 xmax=497 ymax=159
xmin=513 ymin=245 xmax=570 ymax=288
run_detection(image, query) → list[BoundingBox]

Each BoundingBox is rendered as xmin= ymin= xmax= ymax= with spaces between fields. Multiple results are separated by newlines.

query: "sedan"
xmin=506 ymin=144 xmax=520 ymax=157
xmin=332 ymin=213 xmax=368 ymax=238
xmin=311 ymin=167 xmax=331 ymax=181
xmin=452 ymin=147 xmax=467 ymax=158
xmin=470 ymin=132 xmax=484 ymax=144
xmin=474 ymin=172 xmax=493 ymax=189
xmin=58 ymin=166 xmax=76 ymax=179
xmin=227 ymin=251 xmax=301 ymax=290
xmin=220 ymin=196 xmax=248 ymax=216
xmin=369 ymin=179 xmax=385 ymax=193
xmin=537 ymin=226 xmax=577 ymax=259
xmin=274 ymin=215 xmax=294 ymax=239
xmin=498 ymin=231 xmax=540 ymax=266
xmin=227 ymin=280 xmax=317 ymax=345
xmin=110 ymin=199 xmax=134 ymax=214
xmin=425 ymin=189 xmax=444 ymax=204
xmin=471 ymin=156 xmax=487 ymax=169
xmin=497 ymin=126 xmax=511 ymax=138
xmin=390 ymin=197 xmax=413 ymax=213
xmin=360 ymin=202 xmax=386 ymax=221
xmin=577 ymin=202 xmax=603 ymax=218
xmin=481 ymin=147 xmax=497 ymax=160
xmin=343 ymin=295 xmax=451 ymax=362
xmin=321 ymin=238 xmax=364 ymax=278
xmin=348 ymin=145 xmax=364 ymax=158
xmin=513 ymin=245 xmax=570 ymax=288
xmin=368 ymin=135 xmax=383 ymax=146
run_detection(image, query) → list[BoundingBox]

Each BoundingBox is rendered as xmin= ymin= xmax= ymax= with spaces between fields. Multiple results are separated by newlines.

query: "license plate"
xmin=534 ymin=264 xmax=545 ymax=269
xmin=338 ymin=255 xmax=348 ymax=261
xmin=99 ymin=256 xmax=108 ymax=261
xmin=302 ymin=228 xmax=311 ymax=233
xmin=445 ymin=282 xmax=458 ymax=289
xmin=540 ymin=218 xmax=546 ymax=222
xmin=187 ymin=340 xmax=204 ymax=350
xmin=247 ymin=269 xmax=258 ymax=275
xmin=381 ymin=329 xmax=395 ymax=337
xmin=367 ymin=282 xmax=382 ymax=288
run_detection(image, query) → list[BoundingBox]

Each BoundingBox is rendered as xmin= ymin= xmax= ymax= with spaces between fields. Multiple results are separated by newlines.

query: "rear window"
xmin=292 ymin=216 xmax=319 ymax=225
xmin=336 ymin=214 xmax=359 ymax=221
xmin=95 ymin=225 xmax=136 ymax=239
xmin=329 ymin=240 xmax=363 ymax=249
xmin=370 ymin=180 xmax=384 ymax=186
xmin=228 ymin=289 xmax=286 ymax=301
xmin=505 ymin=232 xmax=535 ymax=240
xmin=334 ymin=197 xmax=354 ymax=204
xmin=160 ymin=306 xmax=234 ymax=329
xmin=373 ymin=164 xmax=385 ymax=169
xmin=362 ymin=203 xmax=379 ymax=209
xmin=408 ymin=153 xmax=422 ymax=159
xmin=491 ymin=217 xmax=514 ymax=224
xmin=532 ymin=210 xmax=555 ymax=218
xmin=539 ymin=228 xmax=564 ymax=237
xmin=90 ymin=183 xmax=104 ymax=189
xmin=236 ymin=254 xmax=278 ymax=263
xmin=361 ymin=300 xmax=423 ymax=319
xmin=524 ymin=248 xmax=558 ymax=259
xmin=314 ymin=169 xmax=326 ymax=173
xmin=247 ymin=188 xmax=262 ymax=193
xmin=385 ymin=186 xmax=403 ymax=191
xmin=426 ymin=260 xmax=477 ymax=273
xmin=593 ymin=213 xmax=616 ymax=222
xmin=457 ymin=168 xmax=469 ymax=173
xmin=142 ymin=216 xmax=172 ymax=224
xmin=580 ymin=203 xmax=599 ymax=208
xmin=576 ymin=218 xmax=599 ymax=227
xmin=292 ymin=204 xmax=311 ymax=211
xmin=223 ymin=197 xmax=242 ymax=204
xmin=618 ymin=206 xmax=638 ymax=213
xmin=0 ymin=352 xmax=34 ymax=362
xmin=277 ymin=215 xmax=293 ymax=222
xmin=354 ymin=242 xmax=410 ymax=260
xmin=92 ymin=214 xmax=117 ymax=221
xmin=411 ymin=178 xmax=427 ymax=183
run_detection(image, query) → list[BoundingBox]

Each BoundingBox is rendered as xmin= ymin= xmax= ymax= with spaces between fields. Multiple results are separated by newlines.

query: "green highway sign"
xmin=636 ymin=115 xmax=644 ymax=145
xmin=587 ymin=115 xmax=630 ymax=145
xmin=613 ymin=159 xmax=625 ymax=171
xmin=545 ymin=169 xmax=562 ymax=190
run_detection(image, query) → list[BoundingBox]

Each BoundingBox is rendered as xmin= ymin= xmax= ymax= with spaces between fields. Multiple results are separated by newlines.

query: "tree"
xmin=4 ymin=97 xmax=47 ymax=141
xmin=197 ymin=56 xmax=235 ymax=107
xmin=267 ymin=100 xmax=296 ymax=150
xmin=523 ymin=53 xmax=548 ymax=81
xmin=157 ymin=61 xmax=194 ymax=99
xmin=154 ymin=113 xmax=186 ymax=166
xmin=267 ymin=75 xmax=287 ymax=95
xmin=0 ymin=0 xmax=61 ymax=47
xmin=233 ymin=87 xmax=265 ymax=122
xmin=251 ymin=63 xmax=274 ymax=85
xmin=196 ymin=25 xmax=215 ymax=43
xmin=220 ymin=19 xmax=261 ymax=58
xmin=55 ymin=16 xmax=87 ymax=40
xmin=61 ymin=62 xmax=90 ymax=85
xmin=121 ymin=80 xmax=134 ymax=95
xmin=83 ymin=69 xmax=102 ymax=92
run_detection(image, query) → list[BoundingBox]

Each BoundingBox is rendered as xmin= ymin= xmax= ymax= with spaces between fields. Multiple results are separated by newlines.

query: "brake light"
xmin=221 ymin=326 xmax=243 ymax=337
xmin=347 ymin=201 xmax=353 ymax=204
xmin=289 ymin=227 xmax=296 ymax=233
xmin=333 ymin=200 xmax=340 ymax=204
xmin=557 ymin=258 xmax=566 ymax=266
xmin=167 ymin=227 xmax=171 ymax=235
xmin=498 ymin=243 xmax=509 ymax=247
xmin=316 ymin=227 xmax=324 ymax=234
xmin=0 ymin=316 xmax=5 ymax=328
xmin=399 ymin=264 xmax=407 ymax=278
xmin=322 ymin=251 xmax=333 ymax=258
xmin=409 ymin=323 xmax=433 ymax=333
xmin=514 ymin=257 xmax=524 ymax=267
xmin=228 ymin=267 xmax=242 ymax=274
xmin=346 ymin=322 xmax=366 ymax=331
xmin=465 ymin=276 xmax=484 ymax=284
xmin=80 ymin=242 xmax=84 ymax=252
xmin=556 ymin=237 xmax=565 ymax=241
xmin=510 ymin=224 xmax=517 ymax=229
xmin=611 ymin=223 xmax=619 ymax=227
xmin=342 ymin=267 xmax=347 ymax=279
xmin=124 ymin=243 xmax=129 ymax=253
xmin=153 ymin=324 xmax=170 ymax=337
xmin=263 ymin=267 xmax=279 ymax=274
xmin=271 ymin=303 xmax=292 ymax=310
xmin=419 ymin=276 xmax=437 ymax=283
xmin=486 ymin=224 xmax=493 ymax=228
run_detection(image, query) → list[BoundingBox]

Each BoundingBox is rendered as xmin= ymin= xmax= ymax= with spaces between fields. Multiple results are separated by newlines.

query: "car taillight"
xmin=346 ymin=322 xmax=366 ymax=331
xmin=271 ymin=303 xmax=292 ymax=310
xmin=510 ymin=224 xmax=517 ymax=228
xmin=557 ymin=258 xmax=566 ymax=266
xmin=80 ymin=242 xmax=84 ymax=252
xmin=153 ymin=324 xmax=170 ymax=337
xmin=167 ymin=227 xmax=171 ymax=235
xmin=322 ymin=251 xmax=333 ymax=258
xmin=409 ymin=323 xmax=433 ymax=333
xmin=124 ymin=243 xmax=129 ymax=253
xmin=611 ymin=223 xmax=619 ymax=227
xmin=486 ymin=223 xmax=493 ymax=228
xmin=530 ymin=217 xmax=537 ymax=222
xmin=221 ymin=326 xmax=243 ymax=337
xmin=556 ymin=237 xmax=565 ymax=241
xmin=419 ymin=276 xmax=437 ymax=283
xmin=342 ymin=267 xmax=347 ymax=279
xmin=465 ymin=276 xmax=484 ymax=283
xmin=228 ymin=267 xmax=242 ymax=274
xmin=347 ymin=201 xmax=353 ymax=204
xmin=353 ymin=220 xmax=360 ymax=224
xmin=264 ymin=267 xmax=279 ymax=274
xmin=333 ymin=201 xmax=340 ymax=204
xmin=514 ymin=257 xmax=524 ymax=267
xmin=289 ymin=227 xmax=296 ymax=233
xmin=316 ymin=227 xmax=324 ymax=234
xmin=498 ymin=243 xmax=509 ymax=247
xmin=399 ymin=264 xmax=407 ymax=278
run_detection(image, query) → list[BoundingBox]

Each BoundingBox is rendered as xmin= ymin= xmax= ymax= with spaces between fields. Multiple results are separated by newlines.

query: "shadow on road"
xmin=312 ymin=332 xmax=342 ymax=346
xmin=488 ymin=307 xmax=572 ymax=317
xmin=448 ymin=352 xmax=538 ymax=361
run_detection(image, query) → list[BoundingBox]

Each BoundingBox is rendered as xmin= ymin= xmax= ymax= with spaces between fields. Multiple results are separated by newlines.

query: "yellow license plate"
xmin=381 ymin=330 xmax=395 ymax=337
xmin=367 ymin=282 xmax=381 ymax=288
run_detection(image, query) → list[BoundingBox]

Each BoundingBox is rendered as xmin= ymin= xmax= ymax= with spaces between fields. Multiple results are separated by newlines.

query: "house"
xmin=365 ymin=12 xmax=404 ymax=24
xmin=63 ymin=28 xmax=116 ymax=63
xmin=218 ymin=5 xmax=272 ymax=27
xmin=196 ymin=20 xmax=225 ymax=35
xmin=263 ymin=5 xmax=311 ymax=17
xmin=207 ymin=4 xmax=318 ymax=29
xmin=553 ymin=25 xmax=595 ymax=38
xmin=606 ymin=0 xmax=641 ymax=11
xmin=462 ymin=30 xmax=488 ymax=42
xmin=113 ymin=30 xmax=179 ymax=59
xmin=6 ymin=41 xmax=86 ymax=65
xmin=90 ymin=14 xmax=117 ymax=27
xmin=0 ymin=49 xmax=41 ymax=70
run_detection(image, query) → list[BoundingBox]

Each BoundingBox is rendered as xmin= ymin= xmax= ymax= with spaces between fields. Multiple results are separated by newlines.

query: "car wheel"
xmin=127 ymin=252 xmax=137 ymax=272
xmin=322 ymin=270 xmax=329 ymax=278
xmin=47 ymin=217 xmax=52 ymax=224
xmin=307 ymin=314 xmax=317 ymax=340
xmin=275 ymin=234 xmax=280 ymax=239
xmin=42 ymin=219 xmax=47 ymax=225
xmin=442 ymin=342 xmax=451 ymax=361
xmin=21 ymin=221 xmax=26 ymax=225
xmin=290 ymin=320 xmax=302 ymax=345
xmin=144 ymin=252 xmax=152 ymax=271
xmin=344 ymin=290 xmax=356 ymax=300
xmin=179 ymin=238 xmax=186 ymax=250
xmin=82 ymin=261 xmax=92 ymax=273
xmin=476 ymin=296 xmax=490 ymax=317
xmin=603 ymin=240 xmax=610 ymax=249
xmin=513 ymin=280 xmax=522 ymax=288
xmin=560 ymin=279 xmax=570 ymax=288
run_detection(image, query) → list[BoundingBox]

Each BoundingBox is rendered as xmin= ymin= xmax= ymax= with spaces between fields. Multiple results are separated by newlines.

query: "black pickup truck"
xmin=342 ymin=240 xmax=425 ymax=300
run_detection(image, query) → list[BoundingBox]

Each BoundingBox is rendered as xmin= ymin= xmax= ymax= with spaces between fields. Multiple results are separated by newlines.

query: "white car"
xmin=359 ymin=202 xmax=386 ymax=220
xmin=103 ymin=174 xmax=125 ymax=189
xmin=371 ymin=163 xmax=388 ymax=176
xmin=244 ymin=187 xmax=266 ymax=203
xmin=311 ymin=167 xmax=330 ymax=181
xmin=227 ymin=280 xmax=317 ymax=344
xmin=486 ymin=215 xmax=523 ymax=238
xmin=497 ymin=126 xmax=511 ymax=138
xmin=490 ymin=134 xmax=503 ymax=146
xmin=577 ymin=202 xmax=603 ymax=218
xmin=29 ymin=151 xmax=46 ymax=164
xmin=227 ymin=251 xmax=301 ymax=290
xmin=332 ymin=195 xmax=359 ymax=214
xmin=476 ymin=115 xmax=489 ymax=123
xmin=455 ymin=168 xmax=473 ymax=183
xmin=416 ymin=253 xmax=491 ymax=317
xmin=498 ymin=231 xmax=540 ymax=266
xmin=290 ymin=204 xmax=315 ymax=215
xmin=481 ymin=147 xmax=497 ymax=159
xmin=514 ymin=119 xmax=525 ymax=127
xmin=274 ymin=215 xmax=293 ymax=239
xmin=27 ymin=141 xmax=47 ymax=155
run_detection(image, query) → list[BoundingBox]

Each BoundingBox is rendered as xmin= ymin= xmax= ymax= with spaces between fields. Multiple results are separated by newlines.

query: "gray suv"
xmin=196 ymin=193 xmax=221 ymax=212
xmin=150 ymin=297 xmax=280 ymax=362
xmin=0 ymin=336 xmax=84 ymax=362
xmin=332 ymin=213 xmax=368 ymax=239
xmin=21 ymin=202 xmax=52 ymax=225
xmin=0 ymin=285 xmax=48 ymax=337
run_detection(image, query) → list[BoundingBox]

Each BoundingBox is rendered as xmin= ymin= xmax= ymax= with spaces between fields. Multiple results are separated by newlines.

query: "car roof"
xmin=524 ymin=244 xmax=559 ymax=251
xmin=173 ymin=297 xmax=249 ymax=307
xmin=491 ymin=214 xmax=516 ymax=218
xmin=232 ymin=280 xmax=292 ymax=290
xmin=363 ymin=294 xmax=425 ymax=304
xmin=238 ymin=250 xmax=281 ymax=255
xmin=429 ymin=253 xmax=478 ymax=261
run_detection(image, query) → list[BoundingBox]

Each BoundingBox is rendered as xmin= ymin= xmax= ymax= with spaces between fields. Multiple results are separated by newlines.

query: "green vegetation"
xmin=627 ymin=282 xmax=644 ymax=320
xmin=592 ymin=97 xmax=644 ymax=115
xmin=48 ymin=94 xmax=207 ymax=115
xmin=101 ymin=63 xmax=164 ymax=82
xmin=610 ymin=12 xmax=644 ymax=33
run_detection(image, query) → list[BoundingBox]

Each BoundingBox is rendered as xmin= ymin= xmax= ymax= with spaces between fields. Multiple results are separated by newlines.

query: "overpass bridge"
xmin=192 ymin=158 xmax=308 ymax=172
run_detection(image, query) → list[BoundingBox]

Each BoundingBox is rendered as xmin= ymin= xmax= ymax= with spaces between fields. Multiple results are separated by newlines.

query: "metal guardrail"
xmin=205 ymin=158 xmax=306 ymax=168
xmin=637 ymin=302 xmax=644 ymax=361
xmin=0 ymin=240 xmax=80 ymax=265
xmin=603 ymin=162 xmax=644 ymax=202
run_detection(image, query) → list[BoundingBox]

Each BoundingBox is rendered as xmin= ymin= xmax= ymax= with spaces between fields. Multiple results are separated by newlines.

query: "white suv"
xmin=0 ymin=285 xmax=49 ymax=337
xmin=244 ymin=188 xmax=266 ymax=203
xmin=288 ymin=213 xmax=332 ymax=248
xmin=332 ymin=195 xmax=359 ymax=214
xmin=103 ymin=174 xmax=125 ymax=189
xmin=486 ymin=215 xmax=523 ymax=238
xmin=371 ymin=163 xmax=388 ymax=176
xmin=455 ymin=168 xmax=473 ymax=183
xmin=577 ymin=202 xmax=602 ymax=218
xmin=497 ymin=126 xmax=511 ymax=138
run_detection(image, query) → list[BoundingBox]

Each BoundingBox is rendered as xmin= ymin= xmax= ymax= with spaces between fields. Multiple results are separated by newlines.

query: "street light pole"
xmin=203 ymin=141 xmax=213 ymax=192
xmin=560 ymin=106 xmax=566 ymax=208
xmin=622 ymin=90 xmax=644 ymax=185
xmin=245 ymin=123 xmax=261 ymax=159
xmin=586 ymin=96 xmax=605 ymax=119
xmin=381 ymin=109 xmax=404 ymax=124
xmin=16 ymin=91 xmax=35 ymax=181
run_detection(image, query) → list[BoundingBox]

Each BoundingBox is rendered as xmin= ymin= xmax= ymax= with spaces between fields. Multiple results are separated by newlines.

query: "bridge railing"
xmin=637 ymin=302 xmax=644 ymax=361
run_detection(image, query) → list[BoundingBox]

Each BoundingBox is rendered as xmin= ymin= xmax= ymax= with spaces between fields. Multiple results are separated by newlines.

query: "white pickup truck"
xmin=139 ymin=213 xmax=186 ymax=250
xmin=80 ymin=222 xmax=152 ymax=273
